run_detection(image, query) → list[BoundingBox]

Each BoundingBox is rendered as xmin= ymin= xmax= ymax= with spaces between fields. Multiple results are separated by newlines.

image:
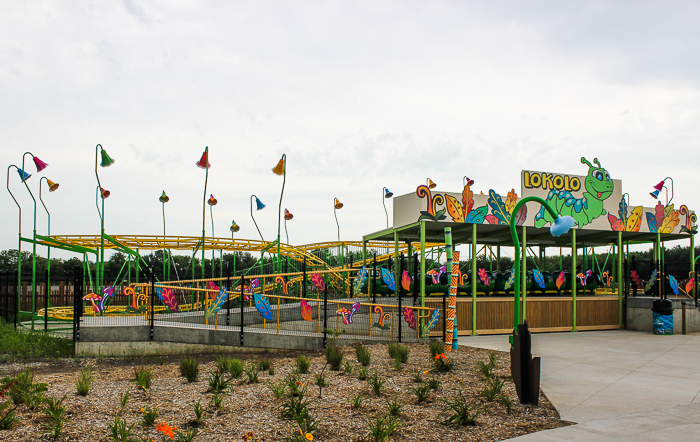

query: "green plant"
xmin=295 ymin=355 xmax=311 ymax=374
xmin=0 ymin=321 xmax=73 ymax=360
xmin=481 ymin=377 xmax=506 ymax=402
xmin=210 ymin=391 xmax=225 ymax=410
xmin=392 ymin=355 xmax=402 ymax=370
xmin=358 ymin=366 xmax=368 ymax=381
xmin=140 ymin=404 xmax=158 ymax=426
xmin=259 ymin=358 xmax=272 ymax=371
xmin=107 ymin=416 xmax=140 ymax=442
xmin=387 ymin=343 xmax=400 ymax=360
xmin=349 ymin=393 xmax=366 ymax=409
xmin=387 ymin=343 xmax=409 ymax=363
xmin=244 ymin=362 xmax=260 ymax=383
xmin=268 ymin=367 xmax=275 ymax=376
xmin=134 ymin=367 xmax=153 ymax=391
xmin=476 ymin=360 xmax=493 ymax=379
xmin=268 ymin=380 xmax=287 ymax=399
xmin=215 ymin=355 xmax=230 ymax=373
xmin=343 ymin=361 xmax=354 ymax=374
xmin=207 ymin=370 xmax=231 ymax=393
xmin=439 ymin=390 xmax=482 ymax=427
xmin=75 ymin=367 xmax=93 ymax=396
xmin=175 ymin=427 xmax=199 ymax=442
xmin=118 ymin=390 xmax=130 ymax=415
xmin=397 ymin=346 xmax=410 ymax=363
xmin=426 ymin=377 xmax=441 ymax=391
xmin=488 ymin=351 xmax=498 ymax=369
xmin=433 ymin=353 xmax=456 ymax=373
xmin=192 ymin=399 xmax=204 ymax=424
xmin=368 ymin=370 xmax=385 ymax=396
xmin=180 ymin=356 xmax=199 ymax=382
xmin=0 ymin=401 xmax=19 ymax=430
xmin=2 ymin=370 xmax=48 ymax=407
xmin=500 ymin=394 xmax=512 ymax=413
xmin=366 ymin=413 xmax=399 ymax=442
xmin=429 ymin=340 xmax=445 ymax=358
xmin=409 ymin=383 xmax=431 ymax=403
xmin=314 ymin=373 xmax=328 ymax=388
xmin=228 ymin=358 xmax=245 ymax=378
xmin=324 ymin=344 xmax=343 ymax=371
xmin=41 ymin=394 xmax=68 ymax=440
xmin=386 ymin=395 xmax=402 ymax=416
xmin=355 ymin=344 xmax=371 ymax=367
xmin=285 ymin=372 xmax=306 ymax=397
xmin=280 ymin=394 xmax=311 ymax=420
xmin=412 ymin=370 xmax=423 ymax=383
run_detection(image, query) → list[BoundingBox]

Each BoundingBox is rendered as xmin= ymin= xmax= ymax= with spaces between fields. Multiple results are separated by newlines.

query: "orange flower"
xmin=156 ymin=422 xmax=177 ymax=440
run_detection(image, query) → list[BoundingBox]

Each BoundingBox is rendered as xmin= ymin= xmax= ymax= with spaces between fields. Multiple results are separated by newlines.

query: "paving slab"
xmin=461 ymin=330 xmax=700 ymax=441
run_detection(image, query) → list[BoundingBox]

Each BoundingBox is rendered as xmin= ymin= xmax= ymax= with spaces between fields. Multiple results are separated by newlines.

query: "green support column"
xmin=572 ymin=229 xmax=577 ymax=331
xmin=420 ymin=222 xmax=426 ymax=309
xmin=471 ymin=225 xmax=477 ymax=335
xmin=521 ymin=226 xmax=527 ymax=321
xmin=497 ymin=246 xmax=501 ymax=272
xmin=394 ymin=231 xmax=399 ymax=294
xmin=135 ymin=248 xmax=140 ymax=285
xmin=618 ymin=231 xmax=623 ymax=328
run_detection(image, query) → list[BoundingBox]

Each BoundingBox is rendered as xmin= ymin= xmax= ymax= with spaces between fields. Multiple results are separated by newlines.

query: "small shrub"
xmin=134 ymin=367 xmax=153 ymax=391
xmin=358 ymin=366 xmax=368 ymax=381
xmin=410 ymin=383 xmax=431 ymax=403
xmin=75 ymin=368 xmax=93 ymax=396
xmin=0 ymin=403 xmax=19 ymax=430
xmin=412 ymin=370 xmax=423 ymax=383
xmin=2 ymin=370 xmax=48 ymax=407
xmin=433 ymin=353 xmax=456 ymax=373
xmin=392 ymin=355 xmax=402 ymax=370
xmin=426 ymin=377 xmax=441 ymax=391
xmin=350 ymin=393 xmax=366 ymax=409
xmin=488 ymin=351 xmax=498 ymax=369
xmin=259 ymin=358 xmax=272 ymax=371
xmin=140 ymin=404 xmax=158 ymax=426
xmin=439 ymin=390 xmax=482 ymax=427
xmin=180 ymin=356 xmax=199 ymax=382
xmin=481 ymin=377 xmax=506 ymax=402
xmin=386 ymin=395 xmax=402 ymax=416
xmin=268 ymin=367 xmax=275 ymax=376
xmin=500 ymin=394 xmax=512 ymax=413
xmin=244 ymin=363 xmax=260 ymax=383
xmin=476 ymin=360 xmax=493 ymax=379
xmin=429 ymin=340 xmax=445 ymax=358
xmin=228 ymin=358 xmax=245 ymax=378
xmin=268 ymin=380 xmax=287 ymax=399
xmin=107 ymin=416 xmax=139 ymax=442
xmin=280 ymin=394 xmax=311 ymax=420
xmin=397 ymin=346 xmax=410 ymax=363
xmin=207 ymin=370 xmax=232 ymax=393
xmin=387 ymin=343 xmax=400 ymax=360
xmin=343 ymin=361 xmax=354 ymax=374
xmin=355 ymin=344 xmax=371 ymax=367
xmin=210 ymin=391 xmax=225 ymax=410
xmin=325 ymin=345 xmax=343 ymax=371
xmin=366 ymin=413 xmax=399 ymax=442
xmin=175 ymin=427 xmax=199 ymax=442
xmin=314 ymin=373 xmax=328 ymax=388
xmin=368 ymin=370 xmax=385 ymax=396
xmin=295 ymin=356 xmax=311 ymax=374
xmin=285 ymin=372 xmax=306 ymax=397
xmin=192 ymin=399 xmax=204 ymax=424
xmin=118 ymin=390 xmax=129 ymax=415
xmin=215 ymin=355 xmax=230 ymax=373
xmin=41 ymin=395 xmax=68 ymax=439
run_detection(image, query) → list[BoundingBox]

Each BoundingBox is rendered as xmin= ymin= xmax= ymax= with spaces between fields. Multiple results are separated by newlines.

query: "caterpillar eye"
xmin=605 ymin=173 xmax=610 ymax=181
xmin=594 ymin=171 xmax=603 ymax=181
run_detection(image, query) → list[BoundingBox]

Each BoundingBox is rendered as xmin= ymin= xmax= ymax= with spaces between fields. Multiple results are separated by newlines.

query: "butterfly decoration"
xmin=207 ymin=281 xmax=219 ymax=299
xmin=253 ymin=291 xmax=273 ymax=320
xmin=274 ymin=276 xmax=290 ymax=295
xmin=353 ymin=266 xmax=368 ymax=295
xmin=421 ymin=308 xmax=441 ymax=337
xmin=478 ymin=268 xmax=490 ymax=286
xmin=685 ymin=278 xmax=694 ymax=295
xmin=372 ymin=305 xmax=391 ymax=330
xmin=300 ymin=299 xmax=313 ymax=321
xmin=630 ymin=270 xmax=644 ymax=287
xmin=645 ymin=269 xmax=658 ymax=293
xmin=401 ymin=271 xmax=411 ymax=291
xmin=403 ymin=307 xmax=416 ymax=330
xmin=83 ymin=286 xmax=114 ymax=313
xmin=556 ymin=272 xmax=565 ymax=291
xmin=157 ymin=287 xmax=180 ymax=313
xmin=336 ymin=302 xmax=360 ymax=325
xmin=532 ymin=269 xmax=545 ymax=289
xmin=311 ymin=273 xmax=325 ymax=291
xmin=577 ymin=270 xmax=591 ymax=287
xmin=381 ymin=268 xmax=396 ymax=290
xmin=205 ymin=287 xmax=228 ymax=319
xmin=668 ymin=275 xmax=679 ymax=296
xmin=427 ymin=269 xmax=440 ymax=285
xmin=504 ymin=271 xmax=515 ymax=291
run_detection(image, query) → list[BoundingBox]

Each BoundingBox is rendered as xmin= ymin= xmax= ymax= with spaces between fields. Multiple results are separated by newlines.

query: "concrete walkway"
xmin=463 ymin=330 xmax=700 ymax=441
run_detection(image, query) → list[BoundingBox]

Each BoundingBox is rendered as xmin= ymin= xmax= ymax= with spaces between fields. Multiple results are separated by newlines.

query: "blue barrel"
xmin=652 ymin=299 xmax=674 ymax=335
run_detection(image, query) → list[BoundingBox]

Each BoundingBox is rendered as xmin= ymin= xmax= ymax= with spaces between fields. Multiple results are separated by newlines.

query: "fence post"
xmin=349 ymin=255 xmax=354 ymax=298
xmin=149 ymin=269 xmax=155 ymax=340
xmin=302 ymin=257 xmax=307 ymax=299
xmin=240 ymin=275 xmax=245 ymax=346
xmin=73 ymin=266 xmax=83 ymax=342
xmin=44 ymin=269 xmax=48 ymax=332
xmin=372 ymin=253 xmax=377 ymax=304
xmin=13 ymin=271 xmax=18 ymax=329
xmin=413 ymin=253 xmax=418 ymax=307
xmin=442 ymin=293 xmax=447 ymax=342
xmin=323 ymin=280 xmax=328 ymax=348
xmin=226 ymin=262 xmax=231 ymax=327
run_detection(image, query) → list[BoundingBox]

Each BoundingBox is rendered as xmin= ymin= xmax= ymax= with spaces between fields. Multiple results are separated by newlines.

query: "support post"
xmin=444 ymin=228 xmax=455 ymax=350
xmin=572 ymin=229 xmax=577 ymax=331
xmin=521 ymin=226 xmax=527 ymax=321
xmin=618 ymin=231 xmax=623 ymax=328
xmin=471 ymin=225 xmax=477 ymax=336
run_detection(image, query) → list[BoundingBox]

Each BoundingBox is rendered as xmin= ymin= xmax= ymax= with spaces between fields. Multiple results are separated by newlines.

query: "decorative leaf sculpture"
xmin=300 ymin=299 xmax=313 ymax=321
xmin=532 ymin=269 xmax=545 ymax=289
xmin=311 ymin=273 xmax=325 ymax=291
xmin=685 ymin=278 xmax=694 ymax=295
xmin=421 ymin=308 xmax=441 ymax=337
xmin=401 ymin=270 xmax=411 ymax=291
xmin=514 ymin=205 xmax=528 ymax=226
xmin=487 ymin=190 xmax=509 ymax=225
xmin=668 ymin=275 xmax=679 ymax=296
xmin=381 ymin=268 xmax=396 ymax=290
xmin=505 ymin=189 xmax=518 ymax=215
xmin=403 ymin=307 xmax=416 ymax=330
xmin=207 ymin=281 xmax=219 ymax=299
xmin=645 ymin=269 xmax=658 ymax=293
xmin=556 ymin=271 xmax=565 ymax=291
xmin=157 ymin=287 xmax=180 ymax=313
xmin=630 ymin=270 xmax=644 ymax=287
xmin=465 ymin=205 xmax=488 ymax=224
xmin=205 ymin=287 xmax=227 ymax=319
xmin=445 ymin=194 xmax=465 ymax=223
xmin=627 ymin=206 xmax=643 ymax=232
xmin=462 ymin=184 xmax=474 ymax=218
xmin=504 ymin=271 xmax=515 ymax=291
xmin=478 ymin=268 xmax=490 ymax=286
xmin=253 ymin=291 xmax=273 ymax=320
xmin=354 ymin=266 xmax=368 ymax=294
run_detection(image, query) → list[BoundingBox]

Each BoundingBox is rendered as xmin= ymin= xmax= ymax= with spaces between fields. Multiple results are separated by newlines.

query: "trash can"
xmin=652 ymin=299 xmax=674 ymax=335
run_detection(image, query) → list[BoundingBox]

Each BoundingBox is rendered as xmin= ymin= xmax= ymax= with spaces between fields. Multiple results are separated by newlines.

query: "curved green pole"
xmin=201 ymin=146 xmax=209 ymax=282
xmin=382 ymin=187 xmax=390 ymax=229
xmin=510 ymin=196 xmax=560 ymax=330
xmin=284 ymin=217 xmax=289 ymax=245
xmin=334 ymin=204 xmax=340 ymax=242
xmin=276 ymin=154 xmax=286 ymax=273
xmin=211 ymin=204 xmax=215 ymax=278
xmin=39 ymin=177 xmax=51 ymax=317
xmin=21 ymin=153 xmax=38 ymax=330
xmin=250 ymin=194 xmax=265 ymax=242
xmin=162 ymin=200 xmax=169 ymax=281
xmin=7 ymin=165 xmax=22 ymax=326
xmin=94 ymin=185 xmax=103 ymax=290
xmin=94 ymin=145 xmax=106 ymax=288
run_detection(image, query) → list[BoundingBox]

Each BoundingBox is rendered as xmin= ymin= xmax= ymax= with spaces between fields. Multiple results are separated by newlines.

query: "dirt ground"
xmin=0 ymin=342 xmax=571 ymax=441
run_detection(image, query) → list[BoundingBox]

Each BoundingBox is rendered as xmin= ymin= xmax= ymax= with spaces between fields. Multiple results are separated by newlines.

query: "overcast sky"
xmin=1 ymin=0 xmax=699 ymax=261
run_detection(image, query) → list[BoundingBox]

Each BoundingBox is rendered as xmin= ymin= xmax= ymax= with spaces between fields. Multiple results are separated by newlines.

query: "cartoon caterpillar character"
xmin=534 ymin=157 xmax=614 ymax=228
